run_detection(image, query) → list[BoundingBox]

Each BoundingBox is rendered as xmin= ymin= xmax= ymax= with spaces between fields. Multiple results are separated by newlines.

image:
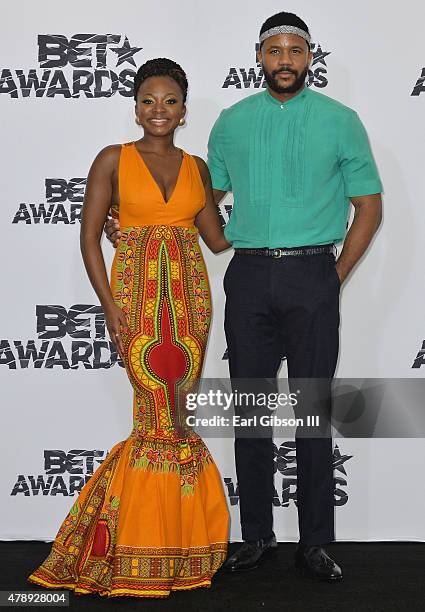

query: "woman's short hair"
xmin=133 ymin=58 xmax=188 ymax=102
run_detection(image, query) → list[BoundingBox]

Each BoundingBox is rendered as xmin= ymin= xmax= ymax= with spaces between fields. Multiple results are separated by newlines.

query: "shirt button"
xmin=280 ymin=104 xmax=284 ymax=109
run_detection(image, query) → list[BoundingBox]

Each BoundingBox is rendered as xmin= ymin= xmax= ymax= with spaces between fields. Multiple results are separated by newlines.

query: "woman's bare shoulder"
xmin=90 ymin=144 xmax=123 ymax=171
xmin=191 ymin=154 xmax=211 ymax=184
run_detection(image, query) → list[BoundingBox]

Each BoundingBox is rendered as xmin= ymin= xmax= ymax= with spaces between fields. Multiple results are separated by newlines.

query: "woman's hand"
xmin=104 ymin=303 xmax=129 ymax=360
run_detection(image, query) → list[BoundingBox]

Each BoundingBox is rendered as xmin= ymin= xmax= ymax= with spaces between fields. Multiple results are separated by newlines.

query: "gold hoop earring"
xmin=179 ymin=117 xmax=186 ymax=126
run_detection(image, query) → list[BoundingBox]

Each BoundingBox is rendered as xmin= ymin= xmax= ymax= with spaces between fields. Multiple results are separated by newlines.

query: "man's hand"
xmin=104 ymin=217 xmax=121 ymax=248
xmin=334 ymin=262 xmax=344 ymax=286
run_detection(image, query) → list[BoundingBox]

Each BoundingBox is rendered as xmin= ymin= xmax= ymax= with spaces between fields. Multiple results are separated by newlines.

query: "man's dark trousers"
xmin=224 ymin=251 xmax=340 ymax=545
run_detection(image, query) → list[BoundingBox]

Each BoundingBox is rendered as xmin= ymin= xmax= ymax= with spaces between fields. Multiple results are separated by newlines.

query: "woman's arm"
xmin=80 ymin=145 xmax=128 ymax=356
xmin=193 ymin=156 xmax=231 ymax=254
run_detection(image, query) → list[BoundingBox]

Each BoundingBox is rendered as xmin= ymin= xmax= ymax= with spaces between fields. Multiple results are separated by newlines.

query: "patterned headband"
xmin=259 ymin=25 xmax=311 ymax=45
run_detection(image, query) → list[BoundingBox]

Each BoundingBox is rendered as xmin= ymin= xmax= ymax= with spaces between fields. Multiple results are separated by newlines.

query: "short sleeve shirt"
xmin=207 ymin=87 xmax=383 ymax=248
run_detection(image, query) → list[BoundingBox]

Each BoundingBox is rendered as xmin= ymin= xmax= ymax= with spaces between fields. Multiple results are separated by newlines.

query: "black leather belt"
xmin=234 ymin=244 xmax=335 ymax=258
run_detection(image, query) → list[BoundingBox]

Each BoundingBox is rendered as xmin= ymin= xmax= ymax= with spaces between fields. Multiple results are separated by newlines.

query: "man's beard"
xmin=263 ymin=65 xmax=309 ymax=94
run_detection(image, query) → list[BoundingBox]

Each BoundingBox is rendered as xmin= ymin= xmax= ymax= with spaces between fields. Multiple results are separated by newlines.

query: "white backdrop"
xmin=1 ymin=0 xmax=425 ymax=542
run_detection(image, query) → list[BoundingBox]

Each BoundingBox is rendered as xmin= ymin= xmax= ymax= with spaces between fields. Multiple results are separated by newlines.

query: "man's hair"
xmin=259 ymin=12 xmax=310 ymax=48
xmin=133 ymin=58 xmax=188 ymax=102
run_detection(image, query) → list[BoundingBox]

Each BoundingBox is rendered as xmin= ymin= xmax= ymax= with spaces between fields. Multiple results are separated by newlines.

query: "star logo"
xmin=275 ymin=442 xmax=352 ymax=476
xmin=111 ymin=36 xmax=142 ymax=67
xmin=333 ymin=444 xmax=353 ymax=475
xmin=311 ymin=43 xmax=331 ymax=67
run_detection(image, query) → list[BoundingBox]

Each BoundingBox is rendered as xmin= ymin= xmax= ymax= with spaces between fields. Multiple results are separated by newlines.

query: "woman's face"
xmin=135 ymin=75 xmax=186 ymax=138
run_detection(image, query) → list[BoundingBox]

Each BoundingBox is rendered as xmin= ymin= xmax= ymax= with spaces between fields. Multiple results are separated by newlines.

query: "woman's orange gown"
xmin=28 ymin=143 xmax=229 ymax=598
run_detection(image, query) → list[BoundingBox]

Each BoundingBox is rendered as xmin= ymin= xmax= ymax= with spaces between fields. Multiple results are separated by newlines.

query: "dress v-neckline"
xmin=133 ymin=142 xmax=185 ymax=205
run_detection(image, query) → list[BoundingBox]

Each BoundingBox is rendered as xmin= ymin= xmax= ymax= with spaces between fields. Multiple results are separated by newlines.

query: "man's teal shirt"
xmin=207 ymin=86 xmax=383 ymax=248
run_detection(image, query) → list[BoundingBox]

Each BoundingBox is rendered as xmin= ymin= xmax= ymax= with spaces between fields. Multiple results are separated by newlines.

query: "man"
xmin=106 ymin=11 xmax=382 ymax=582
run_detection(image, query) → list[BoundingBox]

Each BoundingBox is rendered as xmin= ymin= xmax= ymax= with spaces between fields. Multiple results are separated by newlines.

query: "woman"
xmin=28 ymin=58 xmax=230 ymax=598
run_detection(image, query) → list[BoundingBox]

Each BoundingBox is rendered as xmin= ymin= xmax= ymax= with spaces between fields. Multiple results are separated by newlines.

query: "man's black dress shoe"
xmin=294 ymin=545 xmax=342 ymax=581
xmin=224 ymin=534 xmax=278 ymax=571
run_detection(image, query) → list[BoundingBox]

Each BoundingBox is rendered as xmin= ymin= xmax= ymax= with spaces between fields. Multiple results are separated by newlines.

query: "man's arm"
xmin=336 ymin=193 xmax=382 ymax=284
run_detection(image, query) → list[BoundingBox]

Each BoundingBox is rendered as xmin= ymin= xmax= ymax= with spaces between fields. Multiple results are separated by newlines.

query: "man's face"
xmin=258 ymin=33 xmax=312 ymax=94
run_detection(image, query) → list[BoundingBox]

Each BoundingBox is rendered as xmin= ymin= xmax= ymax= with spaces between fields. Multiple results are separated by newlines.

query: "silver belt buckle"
xmin=272 ymin=248 xmax=284 ymax=258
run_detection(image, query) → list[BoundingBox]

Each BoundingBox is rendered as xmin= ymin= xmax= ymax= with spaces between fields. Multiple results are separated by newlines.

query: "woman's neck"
xmin=137 ymin=134 xmax=177 ymax=155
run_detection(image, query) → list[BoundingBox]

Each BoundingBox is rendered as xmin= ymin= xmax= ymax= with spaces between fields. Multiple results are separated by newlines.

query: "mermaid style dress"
xmin=28 ymin=142 xmax=229 ymax=598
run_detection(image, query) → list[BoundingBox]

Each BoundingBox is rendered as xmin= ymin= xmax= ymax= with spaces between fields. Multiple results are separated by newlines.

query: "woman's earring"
xmin=179 ymin=117 xmax=186 ymax=126
xmin=135 ymin=116 xmax=140 ymax=125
